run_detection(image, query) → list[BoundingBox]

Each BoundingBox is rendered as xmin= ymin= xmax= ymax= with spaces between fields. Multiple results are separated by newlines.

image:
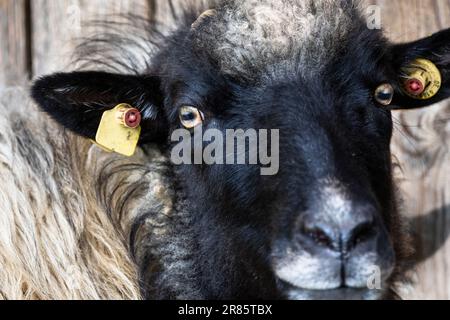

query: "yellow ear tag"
xmin=401 ymin=58 xmax=442 ymax=100
xmin=94 ymin=104 xmax=142 ymax=157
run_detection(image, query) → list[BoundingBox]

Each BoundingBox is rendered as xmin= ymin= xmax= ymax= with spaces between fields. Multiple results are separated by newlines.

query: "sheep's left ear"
xmin=389 ymin=28 xmax=450 ymax=110
xmin=31 ymin=71 xmax=168 ymax=144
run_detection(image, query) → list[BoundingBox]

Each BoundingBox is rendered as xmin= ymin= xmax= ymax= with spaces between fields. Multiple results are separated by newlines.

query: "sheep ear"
xmin=389 ymin=28 xmax=450 ymax=110
xmin=31 ymin=71 xmax=168 ymax=143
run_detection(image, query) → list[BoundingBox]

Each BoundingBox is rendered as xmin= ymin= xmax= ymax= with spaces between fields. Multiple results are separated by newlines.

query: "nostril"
xmin=310 ymin=228 xmax=333 ymax=248
xmin=348 ymin=221 xmax=376 ymax=250
xmin=301 ymin=225 xmax=334 ymax=249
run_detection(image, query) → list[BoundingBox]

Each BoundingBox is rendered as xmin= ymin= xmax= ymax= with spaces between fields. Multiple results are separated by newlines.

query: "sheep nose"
xmin=297 ymin=205 xmax=378 ymax=253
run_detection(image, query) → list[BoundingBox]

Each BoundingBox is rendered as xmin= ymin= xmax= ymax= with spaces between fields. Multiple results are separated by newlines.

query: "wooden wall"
xmin=0 ymin=0 xmax=449 ymax=299
xmin=367 ymin=0 xmax=450 ymax=300
xmin=0 ymin=0 xmax=28 ymax=87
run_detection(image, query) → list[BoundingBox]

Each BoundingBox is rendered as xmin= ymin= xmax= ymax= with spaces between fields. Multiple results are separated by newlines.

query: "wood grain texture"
xmin=0 ymin=0 xmax=28 ymax=88
xmin=31 ymin=0 xmax=152 ymax=77
xmin=363 ymin=0 xmax=450 ymax=299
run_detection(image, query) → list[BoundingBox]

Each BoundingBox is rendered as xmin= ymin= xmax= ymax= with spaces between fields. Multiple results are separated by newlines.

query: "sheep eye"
xmin=374 ymin=84 xmax=394 ymax=106
xmin=179 ymin=106 xmax=204 ymax=129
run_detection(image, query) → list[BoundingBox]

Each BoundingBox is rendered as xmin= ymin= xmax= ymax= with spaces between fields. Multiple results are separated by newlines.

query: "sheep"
xmin=1 ymin=0 xmax=449 ymax=300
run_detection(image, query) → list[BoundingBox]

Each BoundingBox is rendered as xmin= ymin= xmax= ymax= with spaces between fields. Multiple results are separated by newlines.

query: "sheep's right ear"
xmin=388 ymin=28 xmax=450 ymax=110
xmin=31 ymin=71 xmax=168 ymax=143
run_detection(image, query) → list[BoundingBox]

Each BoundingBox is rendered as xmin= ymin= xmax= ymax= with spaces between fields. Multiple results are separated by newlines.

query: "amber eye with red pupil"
xmin=124 ymin=109 xmax=141 ymax=128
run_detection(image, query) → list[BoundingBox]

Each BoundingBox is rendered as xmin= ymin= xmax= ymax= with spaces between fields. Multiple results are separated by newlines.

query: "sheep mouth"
xmin=277 ymin=279 xmax=384 ymax=300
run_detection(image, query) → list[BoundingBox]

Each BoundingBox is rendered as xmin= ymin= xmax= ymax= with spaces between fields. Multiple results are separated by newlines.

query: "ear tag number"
xmin=94 ymin=103 xmax=142 ymax=157
xmin=401 ymin=58 xmax=441 ymax=100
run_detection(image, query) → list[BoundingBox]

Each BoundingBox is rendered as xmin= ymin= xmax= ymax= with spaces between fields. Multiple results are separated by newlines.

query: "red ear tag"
xmin=405 ymin=78 xmax=425 ymax=96
xmin=116 ymin=107 xmax=142 ymax=129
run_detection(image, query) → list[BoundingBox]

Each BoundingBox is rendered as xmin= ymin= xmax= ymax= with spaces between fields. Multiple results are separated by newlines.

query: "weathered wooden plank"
xmin=31 ymin=0 xmax=152 ymax=77
xmin=152 ymin=0 xmax=211 ymax=26
xmin=363 ymin=0 xmax=450 ymax=299
xmin=0 ymin=0 xmax=28 ymax=88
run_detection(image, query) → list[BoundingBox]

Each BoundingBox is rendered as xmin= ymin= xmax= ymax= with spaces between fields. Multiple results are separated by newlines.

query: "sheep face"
xmin=31 ymin=0 xmax=450 ymax=300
